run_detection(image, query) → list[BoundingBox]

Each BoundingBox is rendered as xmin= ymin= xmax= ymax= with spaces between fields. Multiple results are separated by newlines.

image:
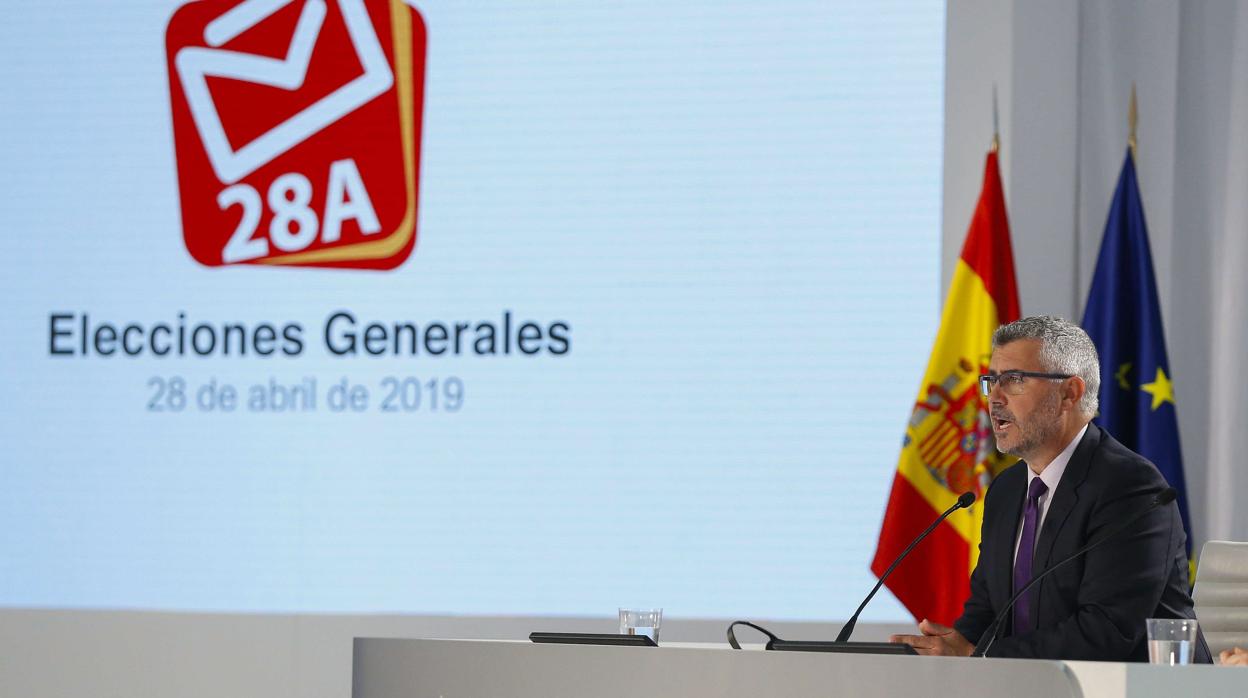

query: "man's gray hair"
xmin=992 ymin=316 xmax=1100 ymax=416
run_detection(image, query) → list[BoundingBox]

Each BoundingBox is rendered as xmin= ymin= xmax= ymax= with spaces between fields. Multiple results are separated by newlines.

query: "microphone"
xmin=724 ymin=491 xmax=973 ymax=656
xmin=836 ymin=491 xmax=976 ymax=643
xmin=972 ymin=487 xmax=1177 ymax=658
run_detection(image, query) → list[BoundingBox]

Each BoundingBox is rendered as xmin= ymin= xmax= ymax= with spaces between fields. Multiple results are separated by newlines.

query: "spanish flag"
xmin=870 ymin=149 xmax=1020 ymax=625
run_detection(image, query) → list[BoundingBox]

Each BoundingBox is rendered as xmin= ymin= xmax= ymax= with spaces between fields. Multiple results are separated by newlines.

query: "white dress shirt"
xmin=1012 ymin=424 xmax=1089 ymax=565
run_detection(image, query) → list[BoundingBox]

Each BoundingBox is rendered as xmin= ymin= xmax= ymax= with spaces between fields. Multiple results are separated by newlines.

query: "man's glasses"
xmin=978 ymin=370 xmax=1073 ymax=396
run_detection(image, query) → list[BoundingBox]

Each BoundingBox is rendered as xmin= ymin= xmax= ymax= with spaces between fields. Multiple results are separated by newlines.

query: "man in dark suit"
xmin=891 ymin=316 xmax=1209 ymax=661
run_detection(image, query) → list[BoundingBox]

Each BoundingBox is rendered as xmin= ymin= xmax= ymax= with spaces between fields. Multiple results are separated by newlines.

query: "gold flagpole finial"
xmin=1128 ymin=83 xmax=1138 ymax=159
xmin=991 ymin=84 xmax=1000 ymax=153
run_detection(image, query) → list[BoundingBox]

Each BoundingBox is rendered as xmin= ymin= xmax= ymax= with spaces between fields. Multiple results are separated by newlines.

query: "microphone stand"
xmin=837 ymin=491 xmax=976 ymax=643
xmin=726 ymin=491 xmax=975 ymax=655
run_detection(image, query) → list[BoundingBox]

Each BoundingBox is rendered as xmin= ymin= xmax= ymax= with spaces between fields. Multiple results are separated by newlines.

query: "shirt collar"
xmin=1026 ymin=423 xmax=1088 ymax=494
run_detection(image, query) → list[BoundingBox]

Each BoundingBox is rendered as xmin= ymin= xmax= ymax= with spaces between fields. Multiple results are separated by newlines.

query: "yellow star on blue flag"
xmin=1140 ymin=367 xmax=1175 ymax=411
xmin=1115 ymin=362 xmax=1132 ymax=390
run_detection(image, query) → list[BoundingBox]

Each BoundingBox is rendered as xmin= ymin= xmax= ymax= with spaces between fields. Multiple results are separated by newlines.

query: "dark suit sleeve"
xmin=953 ymin=535 xmax=996 ymax=645
xmin=987 ymin=465 xmax=1178 ymax=660
xmin=954 ymin=488 xmax=1001 ymax=645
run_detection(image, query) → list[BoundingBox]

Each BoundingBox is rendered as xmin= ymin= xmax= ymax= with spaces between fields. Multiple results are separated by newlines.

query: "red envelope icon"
xmin=166 ymin=0 xmax=426 ymax=270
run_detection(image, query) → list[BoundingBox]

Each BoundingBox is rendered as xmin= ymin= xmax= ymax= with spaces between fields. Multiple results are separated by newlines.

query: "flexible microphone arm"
xmin=972 ymin=487 xmax=1177 ymax=658
xmin=836 ymin=491 xmax=976 ymax=643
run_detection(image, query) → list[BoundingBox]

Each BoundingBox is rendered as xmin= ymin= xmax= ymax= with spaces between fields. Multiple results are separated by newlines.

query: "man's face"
xmin=987 ymin=338 xmax=1066 ymax=460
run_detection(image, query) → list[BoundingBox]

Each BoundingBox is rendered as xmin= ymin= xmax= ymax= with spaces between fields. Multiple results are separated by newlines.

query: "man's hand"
xmin=1220 ymin=646 xmax=1248 ymax=666
xmin=889 ymin=619 xmax=974 ymax=657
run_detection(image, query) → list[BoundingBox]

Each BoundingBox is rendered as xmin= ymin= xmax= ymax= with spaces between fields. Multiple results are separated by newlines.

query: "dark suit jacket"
xmin=953 ymin=423 xmax=1211 ymax=662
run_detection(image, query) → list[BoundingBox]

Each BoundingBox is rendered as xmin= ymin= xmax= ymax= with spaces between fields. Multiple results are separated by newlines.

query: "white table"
xmin=353 ymin=637 xmax=1247 ymax=698
xmin=352 ymin=638 xmax=1248 ymax=698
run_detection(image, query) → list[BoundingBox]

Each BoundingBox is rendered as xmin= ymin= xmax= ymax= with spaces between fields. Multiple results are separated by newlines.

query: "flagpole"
xmin=991 ymin=84 xmax=1000 ymax=153
xmin=1128 ymin=83 xmax=1138 ymax=160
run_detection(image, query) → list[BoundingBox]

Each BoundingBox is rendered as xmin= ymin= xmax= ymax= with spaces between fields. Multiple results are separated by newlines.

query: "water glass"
xmin=619 ymin=608 xmax=663 ymax=643
xmin=1146 ymin=618 xmax=1198 ymax=665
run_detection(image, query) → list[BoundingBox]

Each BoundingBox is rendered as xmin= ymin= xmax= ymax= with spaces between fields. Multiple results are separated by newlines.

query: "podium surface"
xmin=350 ymin=637 xmax=1064 ymax=697
xmin=353 ymin=638 xmax=1245 ymax=698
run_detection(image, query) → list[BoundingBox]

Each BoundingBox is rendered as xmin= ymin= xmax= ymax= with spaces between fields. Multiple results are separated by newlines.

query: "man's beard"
xmin=998 ymin=389 xmax=1064 ymax=460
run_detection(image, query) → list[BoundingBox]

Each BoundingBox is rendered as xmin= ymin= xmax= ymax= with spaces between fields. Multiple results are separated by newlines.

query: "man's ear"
xmin=1064 ymin=376 xmax=1087 ymax=411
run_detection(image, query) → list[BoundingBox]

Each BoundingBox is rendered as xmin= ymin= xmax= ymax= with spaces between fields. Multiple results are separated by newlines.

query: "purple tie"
xmin=1013 ymin=477 xmax=1049 ymax=634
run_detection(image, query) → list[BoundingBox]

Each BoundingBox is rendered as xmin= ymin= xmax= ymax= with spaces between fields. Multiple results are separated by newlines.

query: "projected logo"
xmin=166 ymin=0 xmax=426 ymax=269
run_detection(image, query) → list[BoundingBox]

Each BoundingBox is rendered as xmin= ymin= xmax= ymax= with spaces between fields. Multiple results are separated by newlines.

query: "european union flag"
xmin=1081 ymin=148 xmax=1192 ymax=559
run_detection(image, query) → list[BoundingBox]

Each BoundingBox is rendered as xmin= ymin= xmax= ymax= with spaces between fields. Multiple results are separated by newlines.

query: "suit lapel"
xmin=1030 ymin=423 xmax=1100 ymax=630
xmin=991 ymin=465 xmax=1026 ymax=614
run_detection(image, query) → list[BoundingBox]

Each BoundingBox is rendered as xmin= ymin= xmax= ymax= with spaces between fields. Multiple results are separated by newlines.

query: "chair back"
xmin=1194 ymin=540 xmax=1248 ymax=657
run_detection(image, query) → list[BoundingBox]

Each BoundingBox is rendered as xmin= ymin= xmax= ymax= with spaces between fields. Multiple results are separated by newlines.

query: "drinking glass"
xmin=618 ymin=608 xmax=663 ymax=643
xmin=1146 ymin=618 xmax=1197 ymax=665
